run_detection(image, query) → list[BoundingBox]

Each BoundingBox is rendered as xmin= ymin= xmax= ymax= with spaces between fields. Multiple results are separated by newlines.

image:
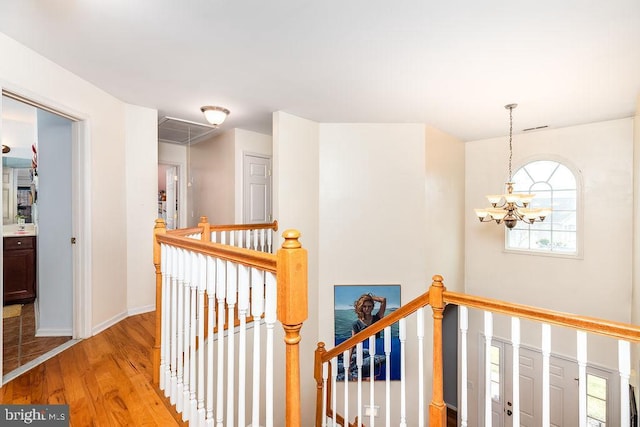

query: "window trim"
xmin=503 ymin=155 xmax=584 ymax=259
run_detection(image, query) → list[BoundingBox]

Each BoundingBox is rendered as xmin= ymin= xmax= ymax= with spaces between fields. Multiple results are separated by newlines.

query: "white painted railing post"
xmin=399 ymin=318 xmax=407 ymax=427
xmin=541 ymin=324 xmax=551 ymax=427
xmin=484 ymin=311 xmax=493 ymax=427
xmin=577 ymin=331 xmax=587 ymax=427
xmin=460 ymin=306 xmax=468 ymax=427
xmin=384 ymin=326 xmax=391 ymax=427
xmin=417 ymin=308 xmax=425 ymax=427
xmin=511 ymin=317 xmax=520 ymax=427
xmin=619 ymin=340 xmax=631 ymax=427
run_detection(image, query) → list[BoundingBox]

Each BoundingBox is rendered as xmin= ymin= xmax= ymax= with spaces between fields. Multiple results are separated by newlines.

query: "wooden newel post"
xmin=277 ymin=230 xmax=308 ymax=427
xmin=428 ymin=274 xmax=447 ymax=427
xmin=198 ymin=216 xmax=210 ymax=242
xmin=314 ymin=342 xmax=327 ymax=427
xmin=152 ymin=219 xmax=167 ymax=385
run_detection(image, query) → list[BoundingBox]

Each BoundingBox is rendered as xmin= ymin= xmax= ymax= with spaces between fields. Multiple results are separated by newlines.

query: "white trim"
xmin=91 ymin=311 xmax=128 ymax=336
xmin=128 ymin=304 xmax=156 ymax=316
xmin=35 ymin=328 xmax=73 ymax=337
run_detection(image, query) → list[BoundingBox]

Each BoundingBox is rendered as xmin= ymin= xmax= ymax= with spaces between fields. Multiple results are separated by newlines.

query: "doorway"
xmin=242 ymin=153 xmax=272 ymax=224
xmin=0 ymin=91 xmax=88 ymax=382
xmin=158 ymin=163 xmax=179 ymax=230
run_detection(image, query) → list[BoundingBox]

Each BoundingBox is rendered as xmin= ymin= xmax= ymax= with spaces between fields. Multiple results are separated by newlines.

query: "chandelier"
xmin=474 ymin=104 xmax=551 ymax=229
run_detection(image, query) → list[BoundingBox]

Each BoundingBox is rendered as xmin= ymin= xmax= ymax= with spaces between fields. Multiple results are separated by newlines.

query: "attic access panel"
xmin=158 ymin=116 xmax=217 ymax=145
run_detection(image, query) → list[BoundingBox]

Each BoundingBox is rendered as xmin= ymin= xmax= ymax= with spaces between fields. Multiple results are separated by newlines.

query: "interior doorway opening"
xmin=1 ymin=89 xmax=89 ymax=383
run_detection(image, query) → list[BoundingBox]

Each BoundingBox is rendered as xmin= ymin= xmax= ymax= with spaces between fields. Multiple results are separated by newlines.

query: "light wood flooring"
xmin=3 ymin=303 xmax=72 ymax=374
xmin=0 ymin=309 xmax=461 ymax=426
xmin=0 ymin=311 xmax=185 ymax=426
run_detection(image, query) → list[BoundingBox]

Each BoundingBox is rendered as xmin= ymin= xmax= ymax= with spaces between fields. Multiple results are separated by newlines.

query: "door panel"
xmin=501 ymin=344 xmax=578 ymax=426
xmin=243 ymin=154 xmax=271 ymax=224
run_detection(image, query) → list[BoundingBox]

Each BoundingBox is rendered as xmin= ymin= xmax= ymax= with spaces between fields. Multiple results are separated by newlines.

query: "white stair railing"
xmin=316 ymin=276 xmax=640 ymax=427
xmin=153 ymin=217 xmax=306 ymax=427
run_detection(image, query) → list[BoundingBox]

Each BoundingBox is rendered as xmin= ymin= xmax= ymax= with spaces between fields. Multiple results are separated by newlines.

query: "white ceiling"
xmin=0 ymin=0 xmax=638 ymax=142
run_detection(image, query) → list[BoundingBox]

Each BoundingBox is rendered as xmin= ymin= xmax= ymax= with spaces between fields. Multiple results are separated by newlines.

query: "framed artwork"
xmin=333 ymin=284 xmax=401 ymax=381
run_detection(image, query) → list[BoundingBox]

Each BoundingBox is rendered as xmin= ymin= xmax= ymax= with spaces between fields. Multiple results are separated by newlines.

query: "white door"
xmin=243 ymin=154 xmax=271 ymax=223
xmin=501 ymin=345 xmax=579 ymax=426
xmin=165 ymin=166 xmax=178 ymax=229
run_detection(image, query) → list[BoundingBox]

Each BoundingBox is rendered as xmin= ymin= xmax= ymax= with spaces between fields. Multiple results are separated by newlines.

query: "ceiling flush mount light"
xmin=474 ymin=104 xmax=551 ymax=229
xmin=200 ymin=105 xmax=230 ymax=127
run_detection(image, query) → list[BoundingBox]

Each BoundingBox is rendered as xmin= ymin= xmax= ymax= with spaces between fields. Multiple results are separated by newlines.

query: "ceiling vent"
xmin=158 ymin=116 xmax=218 ymax=145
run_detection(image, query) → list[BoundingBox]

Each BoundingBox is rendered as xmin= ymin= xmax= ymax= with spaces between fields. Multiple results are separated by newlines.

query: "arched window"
xmin=506 ymin=160 xmax=578 ymax=255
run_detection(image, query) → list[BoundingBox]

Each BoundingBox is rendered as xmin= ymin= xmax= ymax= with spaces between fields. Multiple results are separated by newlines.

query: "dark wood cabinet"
xmin=3 ymin=236 xmax=36 ymax=305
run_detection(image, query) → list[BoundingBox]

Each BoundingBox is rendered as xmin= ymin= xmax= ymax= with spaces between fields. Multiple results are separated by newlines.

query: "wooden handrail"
xmin=444 ymin=291 xmax=640 ymax=342
xmin=155 ymin=233 xmax=277 ymax=272
xmin=319 ymin=291 xmax=431 ymax=363
xmin=209 ymin=219 xmax=278 ymax=232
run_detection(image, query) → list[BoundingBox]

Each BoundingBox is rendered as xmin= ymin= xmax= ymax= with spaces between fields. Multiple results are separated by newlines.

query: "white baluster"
xmin=220 ymin=231 xmax=227 ymax=245
xmin=542 ymin=324 xmax=551 ymax=427
xmin=577 ymin=331 xmax=587 ymax=427
xmin=260 ymin=229 xmax=266 ymax=252
xmin=343 ymin=349 xmax=350 ymax=426
xmin=229 ymin=230 xmax=235 ymax=247
xmin=211 ymin=231 xmax=217 ymax=244
xmin=417 ymin=308 xmax=424 ymax=427
xmin=237 ymin=265 xmax=250 ymax=427
xmin=187 ymin=253 xmax=198 ymax=421
xmin=225 ymin=261 xmax=237 ymax=427
xmin=619 ymin=340 xmax=631 ymax=427
xmin=331 ymin=357 xmax=338 ymax=427
xmin=176 ymin=249 xmax=185 ymax=411
xmin=182 ymin=251 xmax=192 ymax=420
xmin=252 ymin=229 xmax=259 ymax=251
xmin=369 ymin=335 xmax=376 ymax=427
xmin=460 ymin=307 xmax=468 ymax=427
xmin=322 ymin=362 xmax=329 ymax=427
xmin=251 ymin=268 xmax=265 ymax=427
xmin=245 ymin=229 xmax=251 ymax=250
xmin=356 ymin=342 xmax=363 ymax=427
xmin=215 ymin=258 xmax=226 ymax=427
xmin=511 ymin=317 xmax=520 ymax=427
xmin=265 ymin=272 xmax=277 ymax=427
xmin=205 ymin=256 xmax=216 ymax=427
xmin=399 ymin=318 xmax=407 ymax=427
xmin=384 ymin=326 xmax=391 ymax=427
xmin=170 ymin=247 xmax=179 ymax=402
xmin=197 ymin=254 xmax=207 ymax=427
xmin=484 ymin=311 xmax=493 ymax=427
xmin=267 ymin=228 xmax=273 ymax=253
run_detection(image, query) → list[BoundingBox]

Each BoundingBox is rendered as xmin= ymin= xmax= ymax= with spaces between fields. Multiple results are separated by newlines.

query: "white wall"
xmin=465 ymin=118 xmax=634 ymax=425
xmin=0 ymin=32 xmax=157 ymax=333
xmin=190 ymin=129 xmax=235 ymax=225
xmin=317 ymin=122 xmax=429 ymax=424
xmin=425 ymin=125 xmax=465 ymax=292
xmin=272 ymin=111 xmax=320 ymax=423
xmin=125 ymin=104 xmax=157 ymax=313
xmin=633 ymin=94 xmax=640 ymax=402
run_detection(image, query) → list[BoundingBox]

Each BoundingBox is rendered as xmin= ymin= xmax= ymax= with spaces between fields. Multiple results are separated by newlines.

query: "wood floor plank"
xmin=1 ymin=311 xmax=181 ymax=426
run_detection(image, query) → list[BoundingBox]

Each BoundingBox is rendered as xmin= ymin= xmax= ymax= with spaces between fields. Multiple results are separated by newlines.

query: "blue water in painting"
xmin=334 ymin=308 xmax=401 ymax=381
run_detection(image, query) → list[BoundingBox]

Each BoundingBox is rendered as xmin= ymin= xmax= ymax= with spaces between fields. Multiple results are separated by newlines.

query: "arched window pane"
xmin=507 ymin=160 xmax=578 ymax=255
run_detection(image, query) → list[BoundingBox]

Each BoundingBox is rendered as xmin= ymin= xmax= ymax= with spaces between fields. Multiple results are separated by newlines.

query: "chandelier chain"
xmin=508 ymin=105 xmax=513 ymax=182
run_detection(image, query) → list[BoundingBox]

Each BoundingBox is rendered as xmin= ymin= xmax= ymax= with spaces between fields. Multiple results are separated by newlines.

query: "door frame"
xmin=0 ymin=86 xmax=92 ymax=380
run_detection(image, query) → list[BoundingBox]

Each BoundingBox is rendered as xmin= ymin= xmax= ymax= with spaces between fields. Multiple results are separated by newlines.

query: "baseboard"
xmin=91 ymin=310 xmax=128 ymax=336
xmin=127 ymin=304 xmax=155 ymax=316
xmin=35 ymin=328 xmax=73 ymax=337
